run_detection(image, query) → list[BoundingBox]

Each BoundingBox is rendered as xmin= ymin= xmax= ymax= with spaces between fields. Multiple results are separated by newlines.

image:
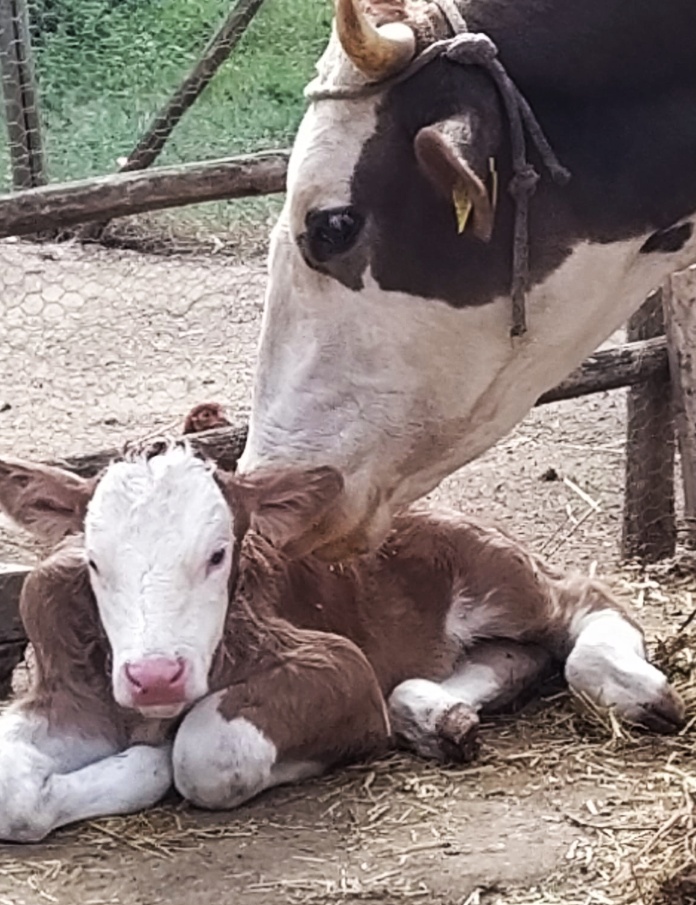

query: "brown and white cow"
xmin=238 ymin=0 xmax=696 ymax=558
xmin=0 ymin=444 xmax=685 ymax=842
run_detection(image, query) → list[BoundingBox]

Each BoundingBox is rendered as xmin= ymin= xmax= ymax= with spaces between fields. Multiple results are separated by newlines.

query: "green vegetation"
xmin=1 ymin=0 xmax=333 ymax=234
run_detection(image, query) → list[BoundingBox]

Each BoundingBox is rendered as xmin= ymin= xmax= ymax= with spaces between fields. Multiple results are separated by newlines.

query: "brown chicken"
xmin=183 ymin=402 xmax=231 ymax=435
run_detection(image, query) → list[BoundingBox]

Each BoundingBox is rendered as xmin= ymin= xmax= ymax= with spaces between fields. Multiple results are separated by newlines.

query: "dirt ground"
xmin=0 ymin=239 xmax=693 ymax=905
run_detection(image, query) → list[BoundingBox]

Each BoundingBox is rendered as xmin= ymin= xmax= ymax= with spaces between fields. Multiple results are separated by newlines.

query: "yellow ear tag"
xmin=489 ymin=157 xmax=498 ymax=212
xmin=452 ymin=183 xmax=472 ymax=234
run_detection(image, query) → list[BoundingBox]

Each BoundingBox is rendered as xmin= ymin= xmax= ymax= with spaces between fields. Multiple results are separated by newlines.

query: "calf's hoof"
xmin=566 ymin=643 xmax=687 ymax=736
xmin=434 ymin=703 xmax=480 ymax=764
xmin=625 ymin=684 xmax=686 ymax=734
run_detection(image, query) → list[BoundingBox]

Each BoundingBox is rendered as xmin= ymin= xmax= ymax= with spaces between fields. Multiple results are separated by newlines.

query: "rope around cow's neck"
xmin=305 ymin=0 xmax=572 ymax=338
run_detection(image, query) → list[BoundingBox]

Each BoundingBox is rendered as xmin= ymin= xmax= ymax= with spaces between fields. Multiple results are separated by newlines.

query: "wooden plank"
xmin=49 ymin=424 xmax=249 ymax=479
xmin=0 ymin=151 xmax=288 ymax=238
xmin=0 ymin=0 xmax=45 ymax=189
xmin=621 ymin=292 xmax=675 ymax=562
xmin=0 ymin=563 xmax=29 ymax=695
xmin=665 ymin=266 xmax=696 ymax=549
xmin=0 ymin=0 xmax=32 ymax=188
xmin=0 ymin=561 xmax=29 ymax=644
xmin=0 ymin=640 xmax=26 ymax=696
xmin=534 ymin=336 xmax=668 ymax=405
xmin=12 ymin=0 xmax=44 ymax=185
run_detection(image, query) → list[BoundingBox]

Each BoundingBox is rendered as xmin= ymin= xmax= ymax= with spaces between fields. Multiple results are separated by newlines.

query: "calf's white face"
xmin=84 ymin=447 xmax=233 ymax=718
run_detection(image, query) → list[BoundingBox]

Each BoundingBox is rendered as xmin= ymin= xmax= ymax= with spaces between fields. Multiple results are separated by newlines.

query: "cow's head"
xmin=0 ymin=447 xmax=342 ymax=718
xmin=238 ymin=0 xmax=682 ymax=557
xmin=239 ymin=0 xmax=515 ymax=558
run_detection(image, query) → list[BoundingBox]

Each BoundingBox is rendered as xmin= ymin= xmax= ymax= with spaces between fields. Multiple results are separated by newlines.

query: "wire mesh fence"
xmin=1 ymin=0 xmax=329 ymax=242
xmin=0 ymin=0 xmax=693 ymax=578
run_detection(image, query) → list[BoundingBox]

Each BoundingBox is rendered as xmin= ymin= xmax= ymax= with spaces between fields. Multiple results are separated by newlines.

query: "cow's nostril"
xmin=124 ymin=663 xmax=143 ymax=689
xmin=170 ymin=660 xmax=185 ymax=683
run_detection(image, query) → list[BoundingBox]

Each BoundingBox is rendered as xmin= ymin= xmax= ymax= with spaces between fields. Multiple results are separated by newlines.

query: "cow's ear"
xmin=415 ymin=112 xmax=499 ymax=242
xmin=229 ymin=466 xmax=344 ymax=555
xmin=0 ymin=457 xmax=94 ymax=543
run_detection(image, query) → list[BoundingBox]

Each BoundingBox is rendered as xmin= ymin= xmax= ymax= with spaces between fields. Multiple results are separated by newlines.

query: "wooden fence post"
xmin=621 ymin=290 xmax=676 ymax=562
xmin=0 ymin=563 xmax=30 ymax=696
xmin=664 ymin=266 xmax=696 ymax=550
xmin=0 ymin=0 xmax=45 ymax=189
xmin=121 ymin=0 xmax=268 ymax=173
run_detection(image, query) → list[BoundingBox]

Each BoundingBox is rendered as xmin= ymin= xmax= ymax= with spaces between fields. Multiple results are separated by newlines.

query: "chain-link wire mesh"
xmin=0 ymin=0 xmax=690 ymax=578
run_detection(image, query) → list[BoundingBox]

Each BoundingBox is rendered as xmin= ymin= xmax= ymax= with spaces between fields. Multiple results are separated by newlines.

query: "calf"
xmin=0 ymin=444 xmax=685 ymax=842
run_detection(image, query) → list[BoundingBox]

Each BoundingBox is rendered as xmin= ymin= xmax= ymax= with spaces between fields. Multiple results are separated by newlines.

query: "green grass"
xmin=0 ymin=0 xmax=333 ymax=233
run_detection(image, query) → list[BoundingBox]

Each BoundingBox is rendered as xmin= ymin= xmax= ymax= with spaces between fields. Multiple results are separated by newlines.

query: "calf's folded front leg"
xmin=0 ymin=708 xmax=173 ymax=843
xmin=173 ymin=635 xmax=389 ymax=810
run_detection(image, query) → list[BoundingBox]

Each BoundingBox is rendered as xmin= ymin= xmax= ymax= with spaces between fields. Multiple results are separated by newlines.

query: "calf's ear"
xmin=415 ymin=110 xmax=500 ymax=241
xmin=229 ymin=466 xmax=344 ymax=556
xmin=0 ymin=457 xmax=94 ymax=543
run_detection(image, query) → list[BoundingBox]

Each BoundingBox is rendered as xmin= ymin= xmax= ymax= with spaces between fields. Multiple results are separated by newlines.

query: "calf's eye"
xmin=209 ymin=549 xmax=226 ymax=568
xmin=87 ymin=558 xmax=99 ymax=574
xmin=303 ymin=207 xmax=364 ymax=263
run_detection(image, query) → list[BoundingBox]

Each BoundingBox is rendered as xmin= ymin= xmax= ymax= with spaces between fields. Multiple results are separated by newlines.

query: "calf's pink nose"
xmin=123 ymin=657 xmax=188 ymax=706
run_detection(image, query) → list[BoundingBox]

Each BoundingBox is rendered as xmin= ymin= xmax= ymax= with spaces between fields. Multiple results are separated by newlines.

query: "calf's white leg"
xmin=173 ymin=693 xmax=323 ymax=810
xmin=389 ymin=641 xmax=554 ymax=763
xmin=564 ymin=610 xmax=685 ymax=732
xmin=0 ymin=708 xmax=172 ymax=843
xmin=173 ymin=634 xmax=389 ymax=810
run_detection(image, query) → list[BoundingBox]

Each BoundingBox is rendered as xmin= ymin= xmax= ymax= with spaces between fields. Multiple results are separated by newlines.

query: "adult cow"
xmin=238 ymin=0 xmax=696 ymax=558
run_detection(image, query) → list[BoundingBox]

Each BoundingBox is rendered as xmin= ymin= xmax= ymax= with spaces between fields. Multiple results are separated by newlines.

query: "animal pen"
xmin=1 ymin=1 xmax=696 ymax=903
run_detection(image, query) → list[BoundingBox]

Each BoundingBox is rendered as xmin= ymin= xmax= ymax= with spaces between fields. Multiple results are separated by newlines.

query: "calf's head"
xmin=0 ymin=447 xmax=342 ymax=718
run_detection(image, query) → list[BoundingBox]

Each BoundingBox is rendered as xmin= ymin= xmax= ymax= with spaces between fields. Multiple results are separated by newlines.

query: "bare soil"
xmin=0 ymin=239 xmax=692 ymax=905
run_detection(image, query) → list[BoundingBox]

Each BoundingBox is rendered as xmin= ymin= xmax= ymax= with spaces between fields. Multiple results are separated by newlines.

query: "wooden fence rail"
xmin=41 ymin=336 xmax=668 ymax=478
xmin=0 ymin=151 xmax=289 ymax=238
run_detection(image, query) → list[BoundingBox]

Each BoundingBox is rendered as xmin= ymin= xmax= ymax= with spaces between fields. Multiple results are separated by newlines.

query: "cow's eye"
xmin=87 ymin=558 xmax=99 ymax=574
xmin=303 ymin=207 xmax=364 ymax=263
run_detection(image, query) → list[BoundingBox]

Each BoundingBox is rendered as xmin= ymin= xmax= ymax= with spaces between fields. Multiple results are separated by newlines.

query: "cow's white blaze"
xmin=84 ymin=446 xmax=233 ymax=716
xmin=239 ymin=32 xmax=696 ymax=554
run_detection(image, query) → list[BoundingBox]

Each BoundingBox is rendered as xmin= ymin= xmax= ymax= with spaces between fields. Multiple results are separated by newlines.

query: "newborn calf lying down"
xmin=0 ymin=442 xmax=685 ymax=842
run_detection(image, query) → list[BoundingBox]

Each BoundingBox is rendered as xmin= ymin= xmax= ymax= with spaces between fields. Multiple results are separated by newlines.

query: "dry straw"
xmin=0 ymin=569 xmax=694 ymax=905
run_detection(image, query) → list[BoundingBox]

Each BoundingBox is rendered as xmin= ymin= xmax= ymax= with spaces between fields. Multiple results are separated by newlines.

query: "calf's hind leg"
xmin=564 ymin=609 xmax=685 ymax=732
xmin=173 ymin=635 xmax=389 ymax=810
xmin=389 ymin=641 xmax=555 ymax=763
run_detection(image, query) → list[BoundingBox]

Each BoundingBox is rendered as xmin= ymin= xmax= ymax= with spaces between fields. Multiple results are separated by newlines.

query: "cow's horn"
xmin=335 ymin=0 xmax=416 ymax=81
